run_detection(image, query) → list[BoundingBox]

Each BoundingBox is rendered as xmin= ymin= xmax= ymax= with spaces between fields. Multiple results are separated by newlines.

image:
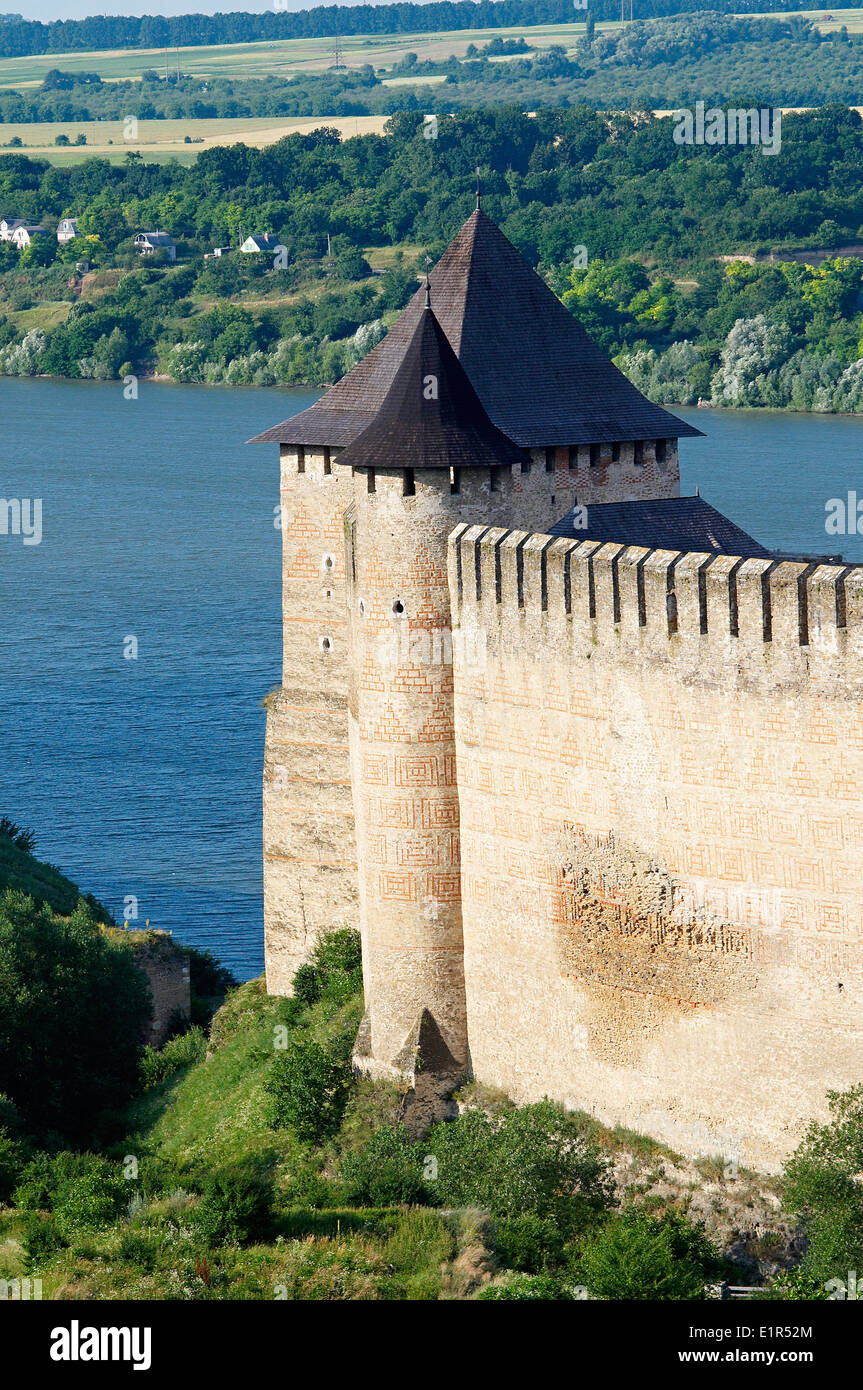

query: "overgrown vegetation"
xmin=1 ymin=890 xmax=858 ymax=1298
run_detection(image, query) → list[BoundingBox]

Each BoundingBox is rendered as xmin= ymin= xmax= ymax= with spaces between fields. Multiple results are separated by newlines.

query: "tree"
xmin=783 ymin=1085 xmax=863 ymax=1289
xmin=0 ymin=891 xmax=151 ymax=1141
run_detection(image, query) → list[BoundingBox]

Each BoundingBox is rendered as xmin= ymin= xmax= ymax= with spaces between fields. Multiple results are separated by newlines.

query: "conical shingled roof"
xmin=249 ymin=208 xmax=702 ymax=448
xmin=333 ymin=301 xmax=526 ymax=472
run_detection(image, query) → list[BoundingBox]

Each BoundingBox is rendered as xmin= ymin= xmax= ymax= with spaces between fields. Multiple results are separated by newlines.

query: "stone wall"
xmin=133 ymin=934 xmax=191 ymax=1047
xmin=449 ymin=524 xmax=863 ymax=1171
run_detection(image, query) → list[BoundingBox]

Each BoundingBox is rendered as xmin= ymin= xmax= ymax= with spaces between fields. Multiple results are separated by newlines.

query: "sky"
xmin=8 ymin=2 xmax=380 ymax=20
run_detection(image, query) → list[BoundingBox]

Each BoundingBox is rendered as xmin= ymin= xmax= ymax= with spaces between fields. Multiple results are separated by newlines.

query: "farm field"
xmin=0 ymin=22 xmax=606 ymax=90
xmin=0 ymin=115 xmax=390 ymax=164
xmin=0 ymin=9 xmax=857 ymax=94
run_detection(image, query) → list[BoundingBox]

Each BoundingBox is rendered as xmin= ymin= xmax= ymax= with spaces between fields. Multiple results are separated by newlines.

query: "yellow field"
xmin=0 ymin=115 xmax=391 ymax=164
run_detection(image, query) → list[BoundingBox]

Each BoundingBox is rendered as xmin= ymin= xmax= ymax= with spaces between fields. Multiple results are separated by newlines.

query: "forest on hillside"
xmin=0 ymin=104 xmax=862 ymax=410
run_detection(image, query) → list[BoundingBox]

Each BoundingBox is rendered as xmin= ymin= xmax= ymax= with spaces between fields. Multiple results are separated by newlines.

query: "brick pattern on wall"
xmin=449 ymin=524 xmax=863 ymax=1170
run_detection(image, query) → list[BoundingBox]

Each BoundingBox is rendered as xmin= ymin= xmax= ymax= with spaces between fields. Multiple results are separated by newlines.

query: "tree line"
xmin=1 ymin=0 xmax=863 ymax=60
xmin=0 ymin=103 xmax=861 ymax=406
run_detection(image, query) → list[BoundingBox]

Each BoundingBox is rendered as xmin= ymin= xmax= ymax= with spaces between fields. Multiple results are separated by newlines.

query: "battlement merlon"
xmin=448 ymin=525 xmax=863 ymax=693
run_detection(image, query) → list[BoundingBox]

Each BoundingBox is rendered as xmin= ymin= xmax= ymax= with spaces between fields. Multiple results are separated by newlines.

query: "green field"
xmin=0 ymin=21 xmax=608 ymax=91
xmin=0 ymin=9 xmax=857 ymax=94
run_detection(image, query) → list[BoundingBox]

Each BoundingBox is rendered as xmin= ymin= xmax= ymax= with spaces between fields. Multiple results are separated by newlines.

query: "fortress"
xmin=252 ymin=205 xmax=863 ymax=1171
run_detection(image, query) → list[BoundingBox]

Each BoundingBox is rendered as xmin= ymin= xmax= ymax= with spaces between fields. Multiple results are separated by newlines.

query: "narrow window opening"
xmin=403 ymin=467 xmax=415 ymax=497
xmin=392 ymin=599 xmax=405 ymax=616
xmin=611 ymin=442 xmax=621 ymax=462
xmin=568 ymin=445 xmax=578 ymax=471
xmin=319 ymin=636 xmax=332 ymax=652
xmin=323 ymin=448 xmax=332 ymax=475
xmin=489 ymin=468 xmax=501 ymax=493
xmin=634 ymin=441 xmax=644 ymax=466
xmin=450 ymin=467 xmax=460 ymax=495
xmin=656 ymin=439 xmax=667 ymax=464
xmin=545 ymin=447 xmax=555 ymax=473
xmin=297 ymin=447 xmax=305 ymax=475
xmin=521 ymin=457 xmax=532 ymax=475
xmin=367 ymin=468 xmax=376 ymax=494
xmin=589 ymin=443 xmax=601 ymax=466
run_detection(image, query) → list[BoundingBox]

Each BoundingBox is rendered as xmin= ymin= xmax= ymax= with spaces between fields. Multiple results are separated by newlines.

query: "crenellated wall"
xmin=524 ymin=438 xmax=680 ymax=507
xmin=449 ymin=524 xmax=863 ymax=1170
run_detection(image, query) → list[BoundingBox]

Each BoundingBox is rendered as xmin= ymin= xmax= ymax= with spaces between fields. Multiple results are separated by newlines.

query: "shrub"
xmin=190 ymin=1166 xmax=273 ymax=1245
xmin=0 ymin=1094 xmax=28 ymax=1201
xmin=20 ymin=1211 xmax=67 ymax=1265
xmin=139 ymin=1026 xmax=207 ymax=1090
xmin=291 ymin=962 xmax=320 ymax=1007
xmin=574 ymin=1206 xmax=722 ymax=1300
xmin=426 ymin=1099 xmax=615 ymax=1235
xmin=340 ymin=1124 xmax=426 ymax=1207
xmin=14 ymin=1151 xmax=130 ymax=1236
xmin=289 ymin=927 xmax=362 ymax=1009
xmin=478 ymin=1273 xmax=577 ymax=1300
xmin=264 ymin=1039 xmax=352 ymax=1144
xmin=0 ymin=818 xmax=35 ymax=853
xmin=493 ymin=1212 xmax=564 ymax=1273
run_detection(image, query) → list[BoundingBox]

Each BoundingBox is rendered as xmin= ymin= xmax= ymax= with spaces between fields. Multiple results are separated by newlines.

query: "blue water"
xmin=0 ymin=377 xmax=317 ymax=981
xmin=1 ymin=380 xmax=862 ymax=980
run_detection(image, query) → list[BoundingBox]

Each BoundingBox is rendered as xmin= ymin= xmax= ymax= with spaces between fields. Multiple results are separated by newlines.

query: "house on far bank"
xmin=0 ymin=217 xmax=24 ymax=241
xmin=57 ymin=217 xmax=79 ymax=244
xmin=240 ymin=233 xmax=281 ymax=254
xmin=204 ymin=245 xmax=231 ymax=259
xmin=10 ymin=224 xmax=46 ymax=249
xmin=134 ymin=230 xmax=177 ymax=261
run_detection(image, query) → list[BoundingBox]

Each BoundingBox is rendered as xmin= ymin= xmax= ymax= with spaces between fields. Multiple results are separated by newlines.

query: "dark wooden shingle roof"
xmin=334 ymin=301 xmax=526 ymax=473
xmin=550 ymin=496 xmax=772 ymax=558
xmin=249 ymin=209 xmax=702 ymax=448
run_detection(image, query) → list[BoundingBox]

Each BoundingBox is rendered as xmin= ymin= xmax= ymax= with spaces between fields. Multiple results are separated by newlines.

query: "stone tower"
xmin=250 ymin=206 xmax=700 ymax=998
xmin=336 ymin=297 xmax=569 ymax=1089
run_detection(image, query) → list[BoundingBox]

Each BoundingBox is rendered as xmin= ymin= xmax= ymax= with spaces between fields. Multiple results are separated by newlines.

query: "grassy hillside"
xmin=1 ymin=930 xmax=821 ymax=1301
xmin=0 ymin=827 xmax=110 ymax=922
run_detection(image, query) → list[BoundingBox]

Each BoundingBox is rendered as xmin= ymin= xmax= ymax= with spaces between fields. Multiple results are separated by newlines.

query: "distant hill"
xmin=2 ymin=0 xmax=863 ymax=61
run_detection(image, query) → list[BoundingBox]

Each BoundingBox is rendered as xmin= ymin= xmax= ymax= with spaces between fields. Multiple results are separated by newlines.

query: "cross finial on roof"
xmin=475 ymin=164 xmax=481 ymax=211
xmin=424 ymin=253 xmax=432 ymax=308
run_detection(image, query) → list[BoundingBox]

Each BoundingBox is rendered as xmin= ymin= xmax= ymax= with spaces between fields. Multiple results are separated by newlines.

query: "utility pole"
xmin=164 ymin=47 xmax=168 ymax=82
xmin=332 ymin=36 xmax=343 ymax=69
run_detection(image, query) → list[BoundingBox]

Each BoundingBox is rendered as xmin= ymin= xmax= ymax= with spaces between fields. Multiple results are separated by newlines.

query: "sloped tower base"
xmin=353 ymin=1008 xmax=465 ymax=1137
